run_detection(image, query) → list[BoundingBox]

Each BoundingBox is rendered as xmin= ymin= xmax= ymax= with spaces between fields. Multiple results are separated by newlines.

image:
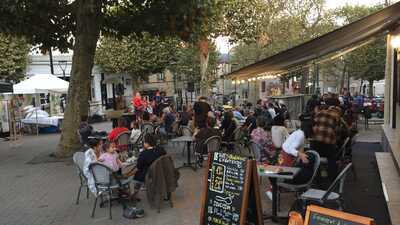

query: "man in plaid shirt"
xmin=311 ymin=105 xmax=341 ymax=181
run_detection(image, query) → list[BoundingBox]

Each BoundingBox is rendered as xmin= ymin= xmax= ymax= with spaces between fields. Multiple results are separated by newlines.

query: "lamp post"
xmin=58 ymin=60 xmax=68 ymax=80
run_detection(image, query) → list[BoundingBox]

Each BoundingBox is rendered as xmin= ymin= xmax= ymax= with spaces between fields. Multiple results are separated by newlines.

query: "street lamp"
xmin=58 ymin=60 xmax=68 ymax=79
xmin=391 ymin=35 xmax=400 ymax=49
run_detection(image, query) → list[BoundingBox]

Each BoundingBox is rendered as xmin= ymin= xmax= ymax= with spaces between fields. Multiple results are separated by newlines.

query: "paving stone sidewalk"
xmin=0 ymin=122 xmax=383 ymax=225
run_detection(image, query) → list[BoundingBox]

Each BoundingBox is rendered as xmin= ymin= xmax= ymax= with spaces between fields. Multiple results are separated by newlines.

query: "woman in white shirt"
xmin=130 ymin=121 xmax=142 ymax=143
xmin=271 ymin=114 xmax=289 ymax=149
xmin=83 ymin=138 xmax=102 ymax=194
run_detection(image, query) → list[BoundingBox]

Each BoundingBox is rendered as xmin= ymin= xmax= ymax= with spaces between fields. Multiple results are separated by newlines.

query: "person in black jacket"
xmin=193 ymin=96 xmax=211 ymax=129
xmin=132 ymin=133 xmax=166 ymax=197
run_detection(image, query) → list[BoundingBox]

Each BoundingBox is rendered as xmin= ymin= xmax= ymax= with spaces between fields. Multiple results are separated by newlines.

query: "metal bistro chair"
xmin=72 ymin=152 xmax=89 ymax=205
xmin=89 ymin=162 xmax=132 ymax=219
xmin=277 ymin=151 xmax=321 ymax=211
xmin=116 ymin=131 xmax=131 ymax=151
xmin=299 ymin=163 xmax=353 ymax=211
xmin=131 ymin=132 xmax=144 ymax=156
xmin=195 ymin=135 xmax=222 ymax=167
xmin=249 ymin=140 xmax=262 ymax=161
xmin=180 ymin=126 xmax=193 ymax=137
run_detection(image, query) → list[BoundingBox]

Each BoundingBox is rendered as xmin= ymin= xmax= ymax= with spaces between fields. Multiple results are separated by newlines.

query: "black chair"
xmin=89 ymin=163 xmax=132 ymax=219
xmin=298 ymin=163 xmax=353 ymax=210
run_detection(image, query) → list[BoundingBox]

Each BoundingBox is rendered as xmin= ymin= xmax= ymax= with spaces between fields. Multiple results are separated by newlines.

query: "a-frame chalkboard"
xmin=200 ymin=152 xmax=263 ymax=225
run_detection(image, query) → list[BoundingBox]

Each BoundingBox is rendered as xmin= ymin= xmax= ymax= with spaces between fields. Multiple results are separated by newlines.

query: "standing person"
xmin=193 ymin=96 xmax=211 ymax=129
xmin=311 ymin=106 xmax=341 ymax=181
xmin=130 ymin=121 xmax=142 ymax=143
xmin=244 ymin=110 xmax=257 ymax=134
xmin=267 ymin=102 xmax=277 ymax=119
xmin=220 ymin=111 xmax=237 ymax=143
xmin=132 ymin=92 xmax=144 ymax=118
xmin=254 ymin=99 xmax=263 ymax=117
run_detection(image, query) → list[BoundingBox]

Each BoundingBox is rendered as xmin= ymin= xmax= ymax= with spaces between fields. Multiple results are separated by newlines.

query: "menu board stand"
xmin=304 ymin=205 xmax=375 ymax=225
xmin=200 ymin=152 xmax=263 ymax=225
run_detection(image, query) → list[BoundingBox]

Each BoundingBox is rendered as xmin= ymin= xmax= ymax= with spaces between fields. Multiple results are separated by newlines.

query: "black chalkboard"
xmin=200 ymin=152 xmax=262 ymax=225
xmin=308 ymin=212 xmax=364 ymax=225
xmin=305 ymin=205 xmax=374 ymax=225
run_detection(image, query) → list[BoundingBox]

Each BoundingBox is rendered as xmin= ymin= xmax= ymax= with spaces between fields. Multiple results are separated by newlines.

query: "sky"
xmin=216 ymin=0 xmax=395 ymax=54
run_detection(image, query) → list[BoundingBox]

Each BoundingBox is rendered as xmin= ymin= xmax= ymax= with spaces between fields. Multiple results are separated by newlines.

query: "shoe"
xmin=123 ymin=207 xmax=145 ymax=219
xmin=265 ymin=191 xmax=273 ymax=201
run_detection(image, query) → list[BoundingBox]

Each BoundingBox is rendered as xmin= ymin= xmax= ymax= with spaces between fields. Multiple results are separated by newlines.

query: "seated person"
xmin=108 ymin=118 xmax=129 ymax=142
xmin=160 ymin=107 xmax=176 ymax=135
xmin=194 ymin=117 xmax=221 ymax=156
xmin=132 ymin=133 xmax=166 ymax=197
xmin=83 ymin=138 xmax=102 ymax=193
xmin=99 ymin=142 xmax=122 ymax=172
xmin=251 ymin=117 xmax=277 ymax=164
xmin=79 ymin=116 xmax=93 ymax=145
xmin=178 ymin=105 xmax=190 ymax=126
xmin=130 ymin=121 xmax=142 ymax=143
xmin=141 ymin=111 xmax=154 ymax=134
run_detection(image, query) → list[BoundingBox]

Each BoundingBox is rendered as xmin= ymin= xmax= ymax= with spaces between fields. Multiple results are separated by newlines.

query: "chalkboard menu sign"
xmin=304 ymin=205 xmax=375 ymax=225
xmin=200 ymin=152 xmax=262 ymax=225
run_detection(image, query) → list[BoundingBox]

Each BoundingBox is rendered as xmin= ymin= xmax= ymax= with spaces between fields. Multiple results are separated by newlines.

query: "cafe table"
xmin=258 ymin=165 xmax=300 ymax=222
xmin=171 ymin=136 xmax=196 ymax=171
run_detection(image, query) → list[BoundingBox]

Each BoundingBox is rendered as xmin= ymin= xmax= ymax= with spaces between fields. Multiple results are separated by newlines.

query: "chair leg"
xmin=86 ymin=187 xmax=90 ymax=199
xmin=91 ymin=194 xmax=99 ymax=218
xmin=108 ymin=191 xmax=112 ymax=219
xmin=76 ymin=185 xmax=82 ymax=205
xmin=168 ymin=192 xmax=173 ymax=208
xmin=277 ymin=190 xmax=281 ymax=212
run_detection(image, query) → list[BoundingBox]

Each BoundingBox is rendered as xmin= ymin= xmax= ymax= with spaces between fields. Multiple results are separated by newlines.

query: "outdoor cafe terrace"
xmin=0 ymin=121 xmax=393 ymax=225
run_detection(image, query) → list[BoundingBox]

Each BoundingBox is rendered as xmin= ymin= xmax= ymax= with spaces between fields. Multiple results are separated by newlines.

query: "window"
xmin=261 ymin=81 xmax=266 ymax=93
xmin=158 ymin=73 xmax=165 ymax=81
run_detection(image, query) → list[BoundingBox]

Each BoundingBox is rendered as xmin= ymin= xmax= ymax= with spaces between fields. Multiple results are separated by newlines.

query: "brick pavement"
xmin=0 ymin=125 xmax=285 ymax=225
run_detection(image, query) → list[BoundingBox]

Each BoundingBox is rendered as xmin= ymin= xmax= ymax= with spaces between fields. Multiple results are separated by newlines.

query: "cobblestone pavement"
xmin=0 ymin=123 xmax=286 ymax=225
xmin=1 ymin=121 xmax=382 ymax=225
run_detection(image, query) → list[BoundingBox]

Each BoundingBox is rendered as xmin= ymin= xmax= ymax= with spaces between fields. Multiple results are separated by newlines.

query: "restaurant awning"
xmin=227 ymin=1 xmax=400 ymax=80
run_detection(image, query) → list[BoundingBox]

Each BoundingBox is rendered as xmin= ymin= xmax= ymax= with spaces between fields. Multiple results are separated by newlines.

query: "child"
xmin=99 ymin=142 xmax=122 ymax=172
xmin=130 ymin=121 xmax=142 ymax=143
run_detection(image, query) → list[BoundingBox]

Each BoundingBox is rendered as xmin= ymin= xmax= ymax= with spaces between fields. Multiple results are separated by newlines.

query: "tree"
xmin=169 ymin=42 xmax=220 ymax=88
xmin=187 ymin=0 xmax=274 ymax=96
xmin=0 ymin=34 xmax=30 ymax=82
xmin=95 ymin=33 xmax=180 ymax=90
xmin=332 ymin=5 xmax=386 ymax=96
xmin=0 ymin=0 xmax=217 ymax=157
xmin=230 ymin=0 xmax=335 ymax=69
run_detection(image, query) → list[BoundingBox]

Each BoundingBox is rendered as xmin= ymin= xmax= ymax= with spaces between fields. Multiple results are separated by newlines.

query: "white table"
xmin=258 ymin=165 xmax=300 ymax=222
xmin=171 ymin=136 xmax=196 ymax=171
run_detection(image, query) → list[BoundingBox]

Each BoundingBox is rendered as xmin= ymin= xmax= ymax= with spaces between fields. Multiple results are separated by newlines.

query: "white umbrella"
xmin=13 ymin=74 xmax=69 ymax=135
xmin=13 ymin=74 xmax=69 ymax=94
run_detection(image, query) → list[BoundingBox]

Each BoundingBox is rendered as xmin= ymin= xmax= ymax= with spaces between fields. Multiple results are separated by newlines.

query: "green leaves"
xmin=0 ymin=33 xmax=30 ymax=82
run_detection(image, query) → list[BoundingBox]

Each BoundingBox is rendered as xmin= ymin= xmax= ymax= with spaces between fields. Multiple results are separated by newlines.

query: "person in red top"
xmin=132 ymin=92 xmax=144 ymax=118
xmin=108 ymin=118 xmax=129 ymax=142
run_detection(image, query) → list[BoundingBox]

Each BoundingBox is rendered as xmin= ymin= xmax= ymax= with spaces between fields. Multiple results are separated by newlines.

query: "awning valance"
xmin=227 ymin=1 xmax=400 ymax=80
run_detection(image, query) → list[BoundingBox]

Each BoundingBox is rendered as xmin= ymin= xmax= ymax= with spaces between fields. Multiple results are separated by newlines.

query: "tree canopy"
xmin=95 ymin=33 xmax=180 ymax=80
xmin=0 ymin=34 xmax=30 ymax=82
xmin=0 ymin=0 xmax=220 ymax=156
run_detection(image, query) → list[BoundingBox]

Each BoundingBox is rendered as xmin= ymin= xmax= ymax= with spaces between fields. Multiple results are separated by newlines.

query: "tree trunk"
xmin=55 ymin=0 xmax=101 ymax=158
xmin=368 ymin=79 xmax=374 ymax=97
xmin=198 ymin=38 xmax=210 ymax=96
